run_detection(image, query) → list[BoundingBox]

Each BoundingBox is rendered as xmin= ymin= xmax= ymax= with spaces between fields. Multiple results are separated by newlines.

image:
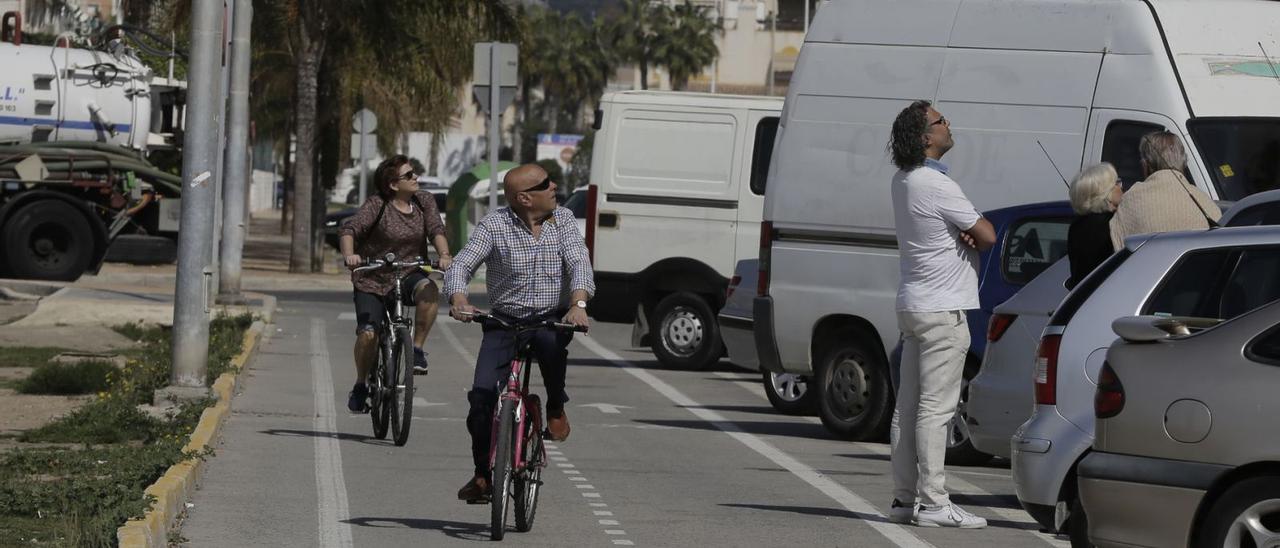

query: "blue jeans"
xmin=466 ymin=311 xmax=573 ymax=478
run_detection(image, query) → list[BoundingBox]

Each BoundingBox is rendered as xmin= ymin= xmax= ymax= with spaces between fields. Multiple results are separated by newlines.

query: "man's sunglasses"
xmin=928 ymin=116 xmax=948 ymax=127
xmin=521 ymin=177 xmax=553 ymax=193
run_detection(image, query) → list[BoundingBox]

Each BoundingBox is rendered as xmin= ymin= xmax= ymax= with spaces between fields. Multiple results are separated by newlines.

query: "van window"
xmin=1002 ymin=216 xmax=1071 ymax=285
xmin=1249 ymin=325 xmax=1280 ymax=365
xmin=1144 ymin=246 xmax=1280 ymax=320
xmin=750 ymin=117 xmax=780 ymax=196
xmin=1188 ymin=118 xmax=1280 ymax=201
xmin=1102 ymin=121 xmax=1165 ymax=189
xmin=1048 ymin=248 xmax=1130 ymax=327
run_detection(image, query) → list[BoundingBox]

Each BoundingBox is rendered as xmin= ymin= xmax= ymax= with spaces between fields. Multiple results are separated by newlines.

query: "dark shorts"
xmin=352 ymin=271 xmax=434 ymax=334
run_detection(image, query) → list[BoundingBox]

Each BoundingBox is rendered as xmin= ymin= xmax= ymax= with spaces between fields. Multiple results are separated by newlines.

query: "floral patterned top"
xmin=339 ymin=192 xmax=446 ymax=295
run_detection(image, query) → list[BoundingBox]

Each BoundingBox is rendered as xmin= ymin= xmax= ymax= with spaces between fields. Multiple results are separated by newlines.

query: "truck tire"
xmin=816 ymin=333 xmax=893 ymax=441
xmin=650 ymin=291 xmax=723 ymax=370
xmin=2 ymin=200 xmax=94 ymax=281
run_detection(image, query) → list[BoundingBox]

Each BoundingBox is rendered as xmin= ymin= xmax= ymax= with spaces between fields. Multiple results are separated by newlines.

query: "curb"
xmin=115 ymin=316 xmax=269 ymax=547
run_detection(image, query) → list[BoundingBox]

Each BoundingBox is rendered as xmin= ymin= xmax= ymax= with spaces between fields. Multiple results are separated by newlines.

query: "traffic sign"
xmin=473 ymin=43 xmax=518 ymax=114
xmin=352 ymin=108 xmax=377 ymax=134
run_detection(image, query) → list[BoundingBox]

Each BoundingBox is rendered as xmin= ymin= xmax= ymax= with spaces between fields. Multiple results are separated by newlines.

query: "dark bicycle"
xmin=462 ymin=311 xmax=586 ymax=541
xmin=352 ymin=253 xmax=437 ymax=447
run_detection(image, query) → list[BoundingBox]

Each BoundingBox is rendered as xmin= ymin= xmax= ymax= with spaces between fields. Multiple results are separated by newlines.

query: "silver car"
xmin=1080 ymin=299 xmax=1280 ymax=548
xmin=1011 ymin=225 xmax=1280 ymax=545
xmin=717 ymin=259 xmax=817 ymax=415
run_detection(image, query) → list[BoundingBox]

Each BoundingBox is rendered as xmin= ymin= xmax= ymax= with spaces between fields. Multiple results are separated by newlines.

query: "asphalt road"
xmin=179 ymin=289 xmax=1068 ymax=547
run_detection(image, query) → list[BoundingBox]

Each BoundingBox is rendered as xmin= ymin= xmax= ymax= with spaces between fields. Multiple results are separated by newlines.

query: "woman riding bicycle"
xmin=339 ymin=155 xmax=452 ymax=413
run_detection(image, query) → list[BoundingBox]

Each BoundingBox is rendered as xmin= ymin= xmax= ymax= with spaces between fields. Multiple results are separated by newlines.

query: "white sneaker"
xmin=888 ymin=499 xmax=917 ymax=524
xmin=916 ymin=503 xmax=987 ymax=528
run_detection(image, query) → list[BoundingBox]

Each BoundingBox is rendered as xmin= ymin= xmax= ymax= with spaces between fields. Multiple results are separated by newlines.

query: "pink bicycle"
xmin=465 ymin=311 xmax=586 ymax=540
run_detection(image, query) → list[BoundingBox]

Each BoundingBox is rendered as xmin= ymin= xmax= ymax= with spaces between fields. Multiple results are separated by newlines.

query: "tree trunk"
xmin=289 ymin=14 xmax=325 ymax=273
xmin=548 ymin=94 xmax=559 ymax=135
xmin=639 ymin=57 xmax=649 ymax=90
xmin=428 ymin=131 xmax=441 ymax=176
xmin=280 ymin=135 xmax=293 ymax=235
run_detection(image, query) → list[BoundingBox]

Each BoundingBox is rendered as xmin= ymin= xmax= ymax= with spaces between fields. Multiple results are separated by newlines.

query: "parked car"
xmin=1077 ymin=299 xmax=1280 ymax=548
xmin=889 ymin=201 xmax=1074 ymax=463
xmin=971 ymin=190 xmax=1280 ymax=462
xmin=1010 ymin=225 xmax=1280 ymax=545
xmin=323 ymin=187 xmax=449 ymax=251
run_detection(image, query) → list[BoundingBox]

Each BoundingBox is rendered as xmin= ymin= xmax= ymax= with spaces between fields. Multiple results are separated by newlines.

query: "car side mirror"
xmin=1112 ymin=315 xmax=1223 ymax=342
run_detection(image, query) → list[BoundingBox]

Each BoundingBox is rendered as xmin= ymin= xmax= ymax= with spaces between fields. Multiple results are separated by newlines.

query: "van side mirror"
xmin=1112 ymin=315 xmax=1223 ymax=342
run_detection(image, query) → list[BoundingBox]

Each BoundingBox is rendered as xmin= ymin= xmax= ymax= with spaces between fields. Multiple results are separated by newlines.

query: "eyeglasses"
xmin=928 ymin=116 xmax=948 ymax=127
xmin=521 ymin=177 xmax=553 ymax=193
xmin=396 ymin=170 xmax=417 ymax=182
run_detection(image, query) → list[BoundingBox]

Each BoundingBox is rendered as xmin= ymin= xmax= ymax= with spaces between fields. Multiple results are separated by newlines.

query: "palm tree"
xmin=604 ymin=0 xmax=668 ymax=90
xmin=655 ymin=1 xmax=719 ymax=91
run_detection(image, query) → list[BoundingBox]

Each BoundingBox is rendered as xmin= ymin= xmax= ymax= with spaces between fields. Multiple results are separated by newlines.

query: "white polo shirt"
xmin=891 ymin=159 xmax=982 ymax=312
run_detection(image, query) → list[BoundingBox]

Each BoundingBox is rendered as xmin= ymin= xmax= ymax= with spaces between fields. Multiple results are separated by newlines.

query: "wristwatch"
xmin=574 ymin=300 xmax=588 ymax=310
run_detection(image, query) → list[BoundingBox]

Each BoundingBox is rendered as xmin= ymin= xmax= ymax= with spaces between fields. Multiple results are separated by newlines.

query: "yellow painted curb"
xmin=117 ymin=319 xmax=267 ymax=548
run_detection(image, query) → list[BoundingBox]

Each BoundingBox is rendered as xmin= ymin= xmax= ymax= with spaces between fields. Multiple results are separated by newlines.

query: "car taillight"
xmin=1095 ymin=362 xmax=1125 ymax=419
xmin=758 ymin=221 xmax=773 ymax=296
xmin=726 ymin=275 xmax=741 ymax=300
xmin=987 ymin=314 xmax=1016 ymax=342
xmin=1033 ymin=334 xmax=1062 ymax=405
xmin=585 ymin=184 xmax=598 ymax=264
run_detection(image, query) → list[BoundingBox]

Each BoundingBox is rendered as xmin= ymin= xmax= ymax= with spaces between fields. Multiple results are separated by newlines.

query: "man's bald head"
xmin=503 ymin=164 xmax=548 ymax=204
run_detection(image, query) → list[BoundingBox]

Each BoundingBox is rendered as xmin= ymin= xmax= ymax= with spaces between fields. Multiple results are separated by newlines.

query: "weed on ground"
xmin=0 ymin=313 xmax=253 ymax=547
xmin=17 ymin=360 xmax=114 ymax=396
xmin=0 ymin=347 xmax=72 ymax=369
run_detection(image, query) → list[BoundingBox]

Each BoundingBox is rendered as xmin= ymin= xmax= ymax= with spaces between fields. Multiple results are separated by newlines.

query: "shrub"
xmin=17 ymin=360 xmax=114 ymax=395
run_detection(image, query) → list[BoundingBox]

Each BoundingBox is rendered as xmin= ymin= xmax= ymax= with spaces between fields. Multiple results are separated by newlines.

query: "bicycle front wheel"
xmin=369 ymin=341 xmax=390 ymax=440
xmin=490 ymin=398 xmax=517 ymax=541
xmin=514 ymin=395 xmax=544 ymax=532
xmin=389 ymin=326 xmax=415 ymax=446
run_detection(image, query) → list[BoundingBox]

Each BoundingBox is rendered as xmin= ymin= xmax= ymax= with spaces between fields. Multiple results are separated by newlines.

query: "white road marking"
xmin=310 ymin=318 xmax=354 ymax=547
xmin=578 ymin=402 xmax=634 ymax=414
xmin=436 ymin=320 xmax=475 ymax=369
xmin=337 ymin=312 xmax=356 ymax=321
xmin=712 ymin=370 xmax=1069 ymax=548
xmin=583 ymin=337 xmax=932 ymax=548
xmin=413 ymin=397 xmax=446 ymax=408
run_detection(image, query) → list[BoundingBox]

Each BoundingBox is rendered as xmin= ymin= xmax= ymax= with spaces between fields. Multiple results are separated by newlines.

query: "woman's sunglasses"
xmin=396 ymin=170 xmax=417 ymax=182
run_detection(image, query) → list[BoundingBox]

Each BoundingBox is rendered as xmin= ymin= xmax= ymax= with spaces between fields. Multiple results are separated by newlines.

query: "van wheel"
xmin=651 ymin=292 xmax=722 ymax=370
xmin=816 ymin=335 xmax=892 ymax=441
xmin=946 ymin=378 xmax=993 ymax=466
xmin=1067 ymin=496 xmax=1092 ymax=548
xmin=763 ymin=372 xmax=818 ymax=415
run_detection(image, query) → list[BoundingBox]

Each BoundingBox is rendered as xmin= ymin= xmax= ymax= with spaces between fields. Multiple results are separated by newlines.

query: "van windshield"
xmin=1187 ymin=117 xmax=1280 ymax=201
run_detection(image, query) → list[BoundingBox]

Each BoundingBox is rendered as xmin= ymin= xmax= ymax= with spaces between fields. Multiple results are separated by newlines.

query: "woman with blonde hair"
xmin=1066 ymin=162 xmax=1123 ymax=289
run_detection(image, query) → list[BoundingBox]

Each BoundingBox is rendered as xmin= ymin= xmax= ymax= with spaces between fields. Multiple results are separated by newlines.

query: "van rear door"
xmin=735 ymin=112 xmax=779 ymax=263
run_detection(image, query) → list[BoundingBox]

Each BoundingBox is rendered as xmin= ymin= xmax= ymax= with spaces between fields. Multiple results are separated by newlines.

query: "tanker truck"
xmin=0 ymin=11 xmax=186 ymax=280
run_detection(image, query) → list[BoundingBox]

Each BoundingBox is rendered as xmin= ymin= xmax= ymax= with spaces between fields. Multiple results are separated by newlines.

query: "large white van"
xmin=586 ymin=91 xmax=783 ymax=369
xmin=754 ymin=0 xmax=1280 ymax=440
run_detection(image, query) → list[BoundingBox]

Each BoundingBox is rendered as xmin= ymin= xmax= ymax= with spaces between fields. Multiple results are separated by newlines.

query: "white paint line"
xmin=413 ymin=397 xmax=446 ymax=408
xmin=337 ymin=312 xmax=356 ymax=321
xmin=551 ymin=456 xmax=569 ymax=462
xmin=583 ymin=336 xmax=932 ymax=548
xmin=712 ymin=372 xmax=1063 ymax=547
xmin=583 ymin=493 xmax=602 ymax=498
xmin=547 ymin=450 xmax=564 ymax=456
xmin=311 ymin=318 xmax=355 ymax=548
xmin=613 ymin=541 xmax=635 ymax=546
xmin=576 ymin=484 xmax=595 ymax=489
xmin=589 ymin=503 xmax=609 ymax=508
xmin=557 ymin=463 xmax=576 ymax=468
xmin=562 ymin=469 xmax=579 ymax=474
xmin=594 ymin=511 xmax=614 ymax=516
xmin=952 ymin=469 xmax=1015 ymax=479
xmin=570 ymin=477 xmax=588 ymax=481
xmin=605 ymin=530 xmax=627 ymax=535
xmin=436 ymin=320 xmax=475 ymax=369
xmin=599 ymin=519 xmax=621 ymax=525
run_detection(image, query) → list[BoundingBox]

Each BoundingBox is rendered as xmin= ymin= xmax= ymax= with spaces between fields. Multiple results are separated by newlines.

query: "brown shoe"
xmin=457 ymin=475 xmax=491 ymax=503
xmin=546 ymin=408 xmax=570 ymax=442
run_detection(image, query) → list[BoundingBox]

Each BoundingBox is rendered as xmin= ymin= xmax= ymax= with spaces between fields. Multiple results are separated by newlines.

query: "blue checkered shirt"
xmin=444 ymin=206 xmax=595 ymax=320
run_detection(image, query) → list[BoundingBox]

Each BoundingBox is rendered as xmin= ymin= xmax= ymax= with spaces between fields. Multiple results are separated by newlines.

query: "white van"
xmin=754 ymin=0 xmax=1280 ymax=440
xmin=586 ymin=91 xmax=784 ymax=369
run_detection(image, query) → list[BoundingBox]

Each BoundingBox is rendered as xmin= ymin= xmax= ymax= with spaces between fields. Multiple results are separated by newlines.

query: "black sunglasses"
xmin=396 ymin=170 xmax=417 ymax=182
xmin=928 ymin=116 xmax=948 ymax=127
xmin=521 ymin=177 xmax=552 ymax=193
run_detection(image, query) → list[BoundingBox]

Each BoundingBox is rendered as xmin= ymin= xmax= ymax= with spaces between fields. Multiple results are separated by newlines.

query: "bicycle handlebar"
xmin=459 ymin=311 xmax=588 ymax=333
xmin=351 ymin=253 xmax=440 ymax=273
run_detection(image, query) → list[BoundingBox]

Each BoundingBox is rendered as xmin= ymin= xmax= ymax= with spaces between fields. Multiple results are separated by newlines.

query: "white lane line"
xmin=543 ymin=443 xmax=636 ymax=545
xmin=311 ymin=318 xmax=355 ymax=547
xmin=337 ymin=312 xmax=356 ymax=321
xmin=436 ymin=320 xmax=475 ymax=369
xmin=582 ymin=337 xmax=932 ymax=548
xmin=712 ymin=371 xmax=1068 ymax=548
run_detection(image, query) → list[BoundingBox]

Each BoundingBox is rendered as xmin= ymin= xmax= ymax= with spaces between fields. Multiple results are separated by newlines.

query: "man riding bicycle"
xmin=445 ymin=163 xmax=594 ymax=503
xmin=339 ymin=155 xmax=453 ymax=413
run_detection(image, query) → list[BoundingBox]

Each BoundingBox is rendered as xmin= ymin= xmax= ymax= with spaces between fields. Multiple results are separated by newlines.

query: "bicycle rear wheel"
xmin=514 ymin=395 xmax=544 ymax=532
xmin=389 ymin=326 xmax=415 ymax=446
xmin=369 ymin=341 xmax=390 ymax=439
xmin=490 ymin=398 xmax=517 ymax=541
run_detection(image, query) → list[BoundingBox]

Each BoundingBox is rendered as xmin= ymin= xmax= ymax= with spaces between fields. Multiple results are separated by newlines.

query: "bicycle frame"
xmin=488 ymin=347 xmax=543 ymax=477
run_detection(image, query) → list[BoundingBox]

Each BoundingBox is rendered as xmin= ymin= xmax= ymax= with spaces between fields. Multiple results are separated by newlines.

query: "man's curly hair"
xmin=888 ymin=100 xmax=932 ymax=170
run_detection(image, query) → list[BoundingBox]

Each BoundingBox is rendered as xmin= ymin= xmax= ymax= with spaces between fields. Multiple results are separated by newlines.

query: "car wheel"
xmin=1067 ymin=496 xmax=1093 ymax=548
xmin=816 ymin=334 xmax=893 ymax=441
xmin=1 ymin=200 xmax=94 ymax=281
xmin=1198 ymin=476 xmax=1280 ymax=548
xmin=650 ymin=292 xmax=722 ymax=370
xmin=946 ymin=377 xmax=993 ymax=466
xmin=762 ymin=371 xmax=818 ymax=415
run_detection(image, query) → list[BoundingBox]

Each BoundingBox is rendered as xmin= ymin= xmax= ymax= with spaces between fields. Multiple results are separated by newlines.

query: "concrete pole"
xmin=217 ymin=0 xmax=252 ymax=304
xmin=171 ymin=0 xmax=224 ymax=389
xmin=487 ymin=45 xmax=501 ymax=213
xmin=357 ymin=117 xmax=367 ymax=204
xmin=804 ymin=0 xmax=809 ymax=34
xmin=767 ymin=8 xmax=776 ymax=96
xmin=208 ymin=0 xmax=233 ymax=301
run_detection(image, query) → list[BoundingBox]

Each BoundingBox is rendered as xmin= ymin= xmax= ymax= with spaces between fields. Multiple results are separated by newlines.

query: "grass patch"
xmin=16 ymin=361 xmax=114 ymax=396
xmin=0 ymin=347 xmax=70 ymax=369
xmin=0 ymin=313 xmax=253 ymax=546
